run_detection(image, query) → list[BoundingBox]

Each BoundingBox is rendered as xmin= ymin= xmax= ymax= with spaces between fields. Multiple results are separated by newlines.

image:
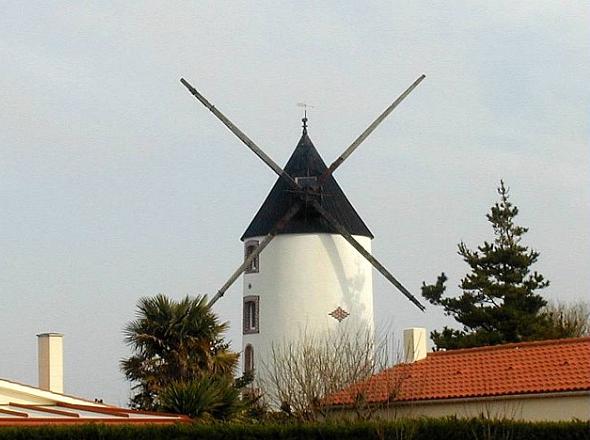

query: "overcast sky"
xmin=1 ymin=2 xmax=588 ymax=406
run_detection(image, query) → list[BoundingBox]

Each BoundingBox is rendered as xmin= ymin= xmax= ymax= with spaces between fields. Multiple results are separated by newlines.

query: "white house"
xmin=0 ymin=333 xmax=188 ymax=426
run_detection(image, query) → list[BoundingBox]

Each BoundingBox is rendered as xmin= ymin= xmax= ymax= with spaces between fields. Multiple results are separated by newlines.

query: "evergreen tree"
xmin=422 ymin=181 xmax=550 ymax=349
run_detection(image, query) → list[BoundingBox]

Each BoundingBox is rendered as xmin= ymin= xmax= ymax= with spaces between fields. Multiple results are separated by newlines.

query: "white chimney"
xmin=403 ymin=327 xmax=427 ymax=363
xmin=37 ymin=333 xmax=64 ymax=394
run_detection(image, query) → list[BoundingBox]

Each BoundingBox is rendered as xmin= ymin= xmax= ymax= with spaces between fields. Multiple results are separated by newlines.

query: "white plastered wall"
xmin=333 ymin=392 xmax=590 ymax=422
xmin=242 ymin=233 xmax=374 ymax=378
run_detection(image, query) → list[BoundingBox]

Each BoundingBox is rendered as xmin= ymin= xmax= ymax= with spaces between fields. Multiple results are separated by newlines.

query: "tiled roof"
xmin=326 ymin=337 xmax=590 ymax=406
xmin=0 ymin=402 xmax=189 ymax=426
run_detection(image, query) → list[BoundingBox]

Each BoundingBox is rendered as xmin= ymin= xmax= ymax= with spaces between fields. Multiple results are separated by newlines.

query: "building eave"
xmin=326 ymin=389 xmax=590 ymax=411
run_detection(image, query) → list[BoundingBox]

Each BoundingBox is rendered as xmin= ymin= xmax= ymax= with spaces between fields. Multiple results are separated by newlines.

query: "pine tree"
xmin=422 ymin=181 xmax=550 ymax=349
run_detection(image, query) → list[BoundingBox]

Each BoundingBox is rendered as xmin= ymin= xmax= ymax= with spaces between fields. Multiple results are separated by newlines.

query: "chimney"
xmin=403 ymin=327 xmax=427 ymax=363
xmin=37 ymin=333 xmax=64 ymax=393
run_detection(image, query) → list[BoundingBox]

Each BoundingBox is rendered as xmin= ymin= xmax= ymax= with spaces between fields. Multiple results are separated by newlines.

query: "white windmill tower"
xmin=180 ymin=75 xmax=426 ymax=379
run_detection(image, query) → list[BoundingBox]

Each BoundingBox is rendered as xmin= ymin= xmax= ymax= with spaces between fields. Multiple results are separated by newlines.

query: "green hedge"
xmin=0 ymin=418 xmax=588 ymax=440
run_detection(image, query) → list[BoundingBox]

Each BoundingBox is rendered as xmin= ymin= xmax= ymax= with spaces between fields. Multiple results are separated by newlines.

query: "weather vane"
xmin=297 ymin=102 xmax=315 ymax=129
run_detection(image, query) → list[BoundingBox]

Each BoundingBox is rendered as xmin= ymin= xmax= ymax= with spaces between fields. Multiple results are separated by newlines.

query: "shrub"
xmin=0 ymin=418 xmax=588 ymax=440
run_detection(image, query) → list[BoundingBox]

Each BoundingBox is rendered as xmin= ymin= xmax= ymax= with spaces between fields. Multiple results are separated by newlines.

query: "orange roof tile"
xmin=326 ymin=337 xmax=590 ymax=406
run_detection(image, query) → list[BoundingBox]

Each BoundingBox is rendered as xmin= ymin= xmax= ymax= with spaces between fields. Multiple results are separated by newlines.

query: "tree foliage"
xmin=422 ymin=181 xmax=552 ymax=349
xmin=159 ymin=375 xmax=247 ymax=422
xmin=120 ymin=294 xmax=246 ymax=418
xmin=540 ymin=300 xmax=590 ymax=339
xmin=258 ymin=328 xmax=399 ymax=421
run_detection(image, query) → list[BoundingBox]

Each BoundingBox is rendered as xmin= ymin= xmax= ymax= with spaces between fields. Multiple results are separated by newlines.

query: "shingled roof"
xmin=241 ymin=128 xmax=373 ymax=240
xmin=326 ymin=337 xmax=590 ymax=406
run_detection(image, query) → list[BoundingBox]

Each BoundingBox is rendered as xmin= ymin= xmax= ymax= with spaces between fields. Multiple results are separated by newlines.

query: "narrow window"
xmin=244 ymin=240 xmax=260 ymax=274
xmin=243 ymin=295 xmax=260 ymax=334
xmin=244 ymin=344 xmax=254 ymax=374
xmin=247 ymin=301 xmax=256 ymax=329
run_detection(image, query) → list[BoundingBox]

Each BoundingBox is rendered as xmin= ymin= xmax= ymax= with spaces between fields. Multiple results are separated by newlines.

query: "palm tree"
xmin=159 ymin=375 xmax=247 ymax=421
xmin=120 ymin=294 xmax=239 ymax=410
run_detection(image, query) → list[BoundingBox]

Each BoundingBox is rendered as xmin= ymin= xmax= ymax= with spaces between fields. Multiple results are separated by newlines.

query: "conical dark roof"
xmin=241 ymin=129 xmax=373 ymax=240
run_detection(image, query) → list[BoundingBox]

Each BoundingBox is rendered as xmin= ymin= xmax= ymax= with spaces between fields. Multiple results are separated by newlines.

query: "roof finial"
xmin=297 ymin=102 xmax=314 ymax=133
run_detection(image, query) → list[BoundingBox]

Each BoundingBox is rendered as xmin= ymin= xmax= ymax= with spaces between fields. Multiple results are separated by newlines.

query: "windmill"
xmin=181 ymin=75 xmax=426 ymax=376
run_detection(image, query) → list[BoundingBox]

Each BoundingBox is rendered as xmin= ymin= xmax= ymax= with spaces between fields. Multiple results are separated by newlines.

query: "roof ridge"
xmin=428 ymin=336 xmax=590 ymax=357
